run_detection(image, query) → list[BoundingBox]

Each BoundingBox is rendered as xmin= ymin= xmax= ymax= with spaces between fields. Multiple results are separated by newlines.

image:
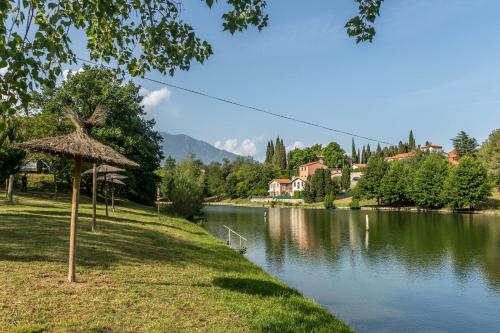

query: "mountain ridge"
xmin=160 ymin=132 xmax=240 ymax=164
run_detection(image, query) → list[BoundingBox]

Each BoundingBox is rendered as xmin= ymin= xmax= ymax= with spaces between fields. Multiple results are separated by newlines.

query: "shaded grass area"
xmin=0 ymin=191 xmax=352 ymax=333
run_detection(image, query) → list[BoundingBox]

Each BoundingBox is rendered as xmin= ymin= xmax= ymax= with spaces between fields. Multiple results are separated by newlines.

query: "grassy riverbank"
xmin=0 ymin=191 xmax=351 ymax=333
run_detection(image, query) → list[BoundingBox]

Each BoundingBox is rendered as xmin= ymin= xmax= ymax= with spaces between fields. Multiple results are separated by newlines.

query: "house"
xmin=352 ymin=163 xmax=366 ymax=170
xmin=384 ymin=151 xmax=417 ymax=162
xmin=422 ymin=144 xmax=444 ymax=154
xmin=448 ymin=150 xmax=459 ymax=165
xmin=291 ymin=176 xmax=307 ymax=196
xmin=20 ymin=160 xmax=50 ymax=173
xmin=298 ymin=160 xmax=329 ymax=178
xmin=268 ymin=179 xmax=292 ymax=197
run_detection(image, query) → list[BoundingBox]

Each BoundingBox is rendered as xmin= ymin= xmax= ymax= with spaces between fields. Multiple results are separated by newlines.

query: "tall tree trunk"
xmin=111 ymin=184 xmax=115 ymax=213
xmin=5 ymin=178 xmax=8 ymax=198
xmin=68 ymin=157 xmax=82 ymax=283
xmin=91 ymin=163 xmax=97 ymax=232
xmin=7 ymin=174 xmax=14 ymax=204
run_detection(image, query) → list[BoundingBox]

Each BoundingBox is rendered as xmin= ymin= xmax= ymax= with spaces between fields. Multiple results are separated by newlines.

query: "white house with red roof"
xmin=291 ymin=176 xmax=307 ymax=195
xmin=268 ymin=178 xmax=292 ymax=197
xmin=422 ymin=144 xmax=444 ymax=154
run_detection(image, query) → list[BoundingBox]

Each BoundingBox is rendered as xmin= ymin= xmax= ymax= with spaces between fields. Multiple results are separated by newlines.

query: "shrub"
xmin=349 ymin=199 xmax=361 ymax=209
xmin=324 ymin=192 xmax=336 ymax=209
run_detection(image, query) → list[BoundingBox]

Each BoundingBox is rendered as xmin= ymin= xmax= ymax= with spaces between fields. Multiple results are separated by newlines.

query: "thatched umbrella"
xmin=82 ymin=164 xmax=125 ymax=228
xmin=98 ymin=174 xmax=127 ymax=212
xmin=17 ymin=106 xmax=138 ymax=283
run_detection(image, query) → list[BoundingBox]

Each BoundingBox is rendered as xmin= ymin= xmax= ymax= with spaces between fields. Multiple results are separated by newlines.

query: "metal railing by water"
xmin=223 ymin=225 xmax=247 ymax=250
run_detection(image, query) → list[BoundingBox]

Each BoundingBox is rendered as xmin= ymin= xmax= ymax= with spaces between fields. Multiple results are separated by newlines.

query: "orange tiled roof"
xmin=300 ymin=161 xmax=326 ymax=168
xmin=353 ymin=163 xmax=366 ymax=167
xmin=423 ymin=144 xmax=442 ymax=149
xmin=384 ymin=151 xmax=417 ymax=161
xmin=272 ymin=178 xmax=292 ymax=184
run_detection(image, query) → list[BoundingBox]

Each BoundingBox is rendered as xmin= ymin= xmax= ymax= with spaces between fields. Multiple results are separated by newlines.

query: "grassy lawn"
xmin=0 ymin=191 xmax=352 ymax=333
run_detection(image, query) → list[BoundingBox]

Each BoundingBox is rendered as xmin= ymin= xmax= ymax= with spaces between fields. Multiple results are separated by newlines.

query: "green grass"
xmin=0 ymin=191 xmax=352 ymax=333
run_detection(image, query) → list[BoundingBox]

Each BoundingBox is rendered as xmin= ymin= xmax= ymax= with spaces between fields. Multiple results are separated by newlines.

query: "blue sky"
xmin=66 ymin=0 xmax=500 ymax=160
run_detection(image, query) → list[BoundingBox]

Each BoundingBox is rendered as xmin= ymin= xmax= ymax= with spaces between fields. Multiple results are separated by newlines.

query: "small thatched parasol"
xmin=98 ymin=175 xmax=127 ymax=213
xmin=82 ymin=164 xmax=126 ymax=229
xmin=17 ymin=106 xmax=138 ymax=283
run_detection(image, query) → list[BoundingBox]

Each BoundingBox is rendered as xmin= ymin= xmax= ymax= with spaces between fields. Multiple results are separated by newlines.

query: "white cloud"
xmin=214 ymin=138 xmax=258 ymax=157
xmin=287 ymin=141 xmax=305 ymax=151
xmin=140 ymin=87 xmax=172 ymax=113
xmin=62 ymin=68 xmax=84 ymax=81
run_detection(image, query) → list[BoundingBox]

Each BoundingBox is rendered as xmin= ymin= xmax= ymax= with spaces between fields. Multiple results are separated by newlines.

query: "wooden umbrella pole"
xmin=68 ymin=157 xmax=82 ymax=283
xmin=104 ymin=174 xmax=109 ymax=217
xmin=91 ymin=163 xmax=97 ymax=232
xmin=111 ymin=183 xmax=115 ymax=212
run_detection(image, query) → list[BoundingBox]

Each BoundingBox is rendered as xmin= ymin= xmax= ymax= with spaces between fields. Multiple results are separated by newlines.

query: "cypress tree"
xmin=366 ymin=144 xmax=371 ymax=160
xmin=361 ymin=146 xmax=366 ymax=164
xmin=376 ymin=143 xmax=382 ymax=157
xmin=265 ymin=141 xmax=273 ymax=164
xmin=358 ymin=148 xmax=361 ymax=163
xmin=409 ymin=130 xmax=416 ymax=150
xmin=351 ymin=138 xmax=357 ymax=163
xmin=272 ymin=136 xmax=280 ymax=167
xmin=398 ymin=141 xmax=405 ymax=153
xmin=282 ymin=138 xmax=287 ymax=169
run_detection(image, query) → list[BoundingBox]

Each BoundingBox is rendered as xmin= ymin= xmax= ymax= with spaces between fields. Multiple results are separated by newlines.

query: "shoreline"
xmin=205 ymin=201 xmax=500 ymax=216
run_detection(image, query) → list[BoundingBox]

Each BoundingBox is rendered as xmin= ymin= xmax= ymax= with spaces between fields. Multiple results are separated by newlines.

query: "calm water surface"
xmin=203 ymin=206 xmax=500 ymax=333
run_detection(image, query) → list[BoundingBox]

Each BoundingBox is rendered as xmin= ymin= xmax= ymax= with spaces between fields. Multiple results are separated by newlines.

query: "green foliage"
xmin=0 ymin=0 xmax=269 ymax=116
xmin=287 ymin=144 xmax=322 ymax=174
xmin=345 ymin=0 xmax=384 ymax=43
xmin=324 ymin=192 xmax=336 ymax=209
xmin=304 ymin=168 xmax=339 ymax=203
xmin=271 ymin=137 xmax=287 ymax=170
xmin=293 ymin=190 xmax=303 ymax=198
xmin=380 ymin=160 xmax=412 ymax=206
xmin=322 ymin=142 xmax=347 ymax=169
xmin=162 ymin=157 xmax=205 ymax=219
xmin=351 ymin=138 xmax=357 ymax=163
xmin=354 ymin=156 xmax=388 ymax=204
xmin=341 ymin=166 xmax=351 ymax=191
xmin=452 ymin=131 xmax=478 ymax=158
xmin=412 ymin=154 xmax=449 ymax=208
xmin=0 ymin=117 xmax=25 ymax=182
xmin=30 ymin=66 xmax=163 ymax=204
xmin=443 ymin=157 xmax=491 ymax=209
xmin=349 ymin=198 xmax=361 ymax=209
xmin=479 ymin=129 xmax=500 ymax=186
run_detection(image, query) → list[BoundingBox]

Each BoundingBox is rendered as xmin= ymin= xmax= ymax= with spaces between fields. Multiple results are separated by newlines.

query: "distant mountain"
xmin=160 ymin=132 xmax=240 ymax=164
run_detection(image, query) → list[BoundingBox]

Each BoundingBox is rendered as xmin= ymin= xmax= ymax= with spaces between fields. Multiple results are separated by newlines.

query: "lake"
xmin=203 ymin=205 xmax=500 ymax=333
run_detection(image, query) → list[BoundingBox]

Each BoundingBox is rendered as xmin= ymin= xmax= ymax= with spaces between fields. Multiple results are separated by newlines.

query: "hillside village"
xmin=268 ymin=143 xmax=462 ymax=198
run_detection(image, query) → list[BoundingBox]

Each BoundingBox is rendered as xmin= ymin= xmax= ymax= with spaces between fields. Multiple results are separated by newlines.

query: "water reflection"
xmin=204 ymin=206 xmax=500 ymax=332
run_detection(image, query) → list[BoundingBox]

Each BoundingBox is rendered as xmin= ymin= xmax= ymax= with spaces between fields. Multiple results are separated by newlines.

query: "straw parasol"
xmin=82 ymin=164 xmax=126 ymax=228
xmin=98 ymin=174 xmax=127 ymax=212
xmin=17 ymin=106 xmax=138 ymax=283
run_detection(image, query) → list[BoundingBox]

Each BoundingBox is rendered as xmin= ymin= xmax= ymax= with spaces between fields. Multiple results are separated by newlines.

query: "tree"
xmin=351 ymin=138 xmax=357 ymax=163
xmin=168 ymin=157 xmax=205 ymax=219
xmin=380 ymin=160 xmax=411 ymax=206
xmin=354 ymin=156 xmax=388 ymax=204
xmin=376 ymin=143 xmax=382 ymax=157
xmin=304 ymin=168 xmax=338 ymax=203
xmin=412 ymin=154 xmax=449 ymax=209
xmin=265 ymin=141 xmax=274 ymax=164
xmin=478 ymin=129 xmax=500 ymax=188
xmin=31 ymin=66 xmax=163 ymax=204
xmin=0 ymin=0 xmax=271 ymax=117
xmin=452 ymin=131 xmax=478 ymax=158
xmin=0 ymin=116 xmax=25 ymax=203
xmin=287 ymin=144 xmax=322 ymax=173
xmin=1 ymin=1 xmax=384 ymax=118
xmin=366 ymin=144 xmax=372 ymax=160
xmin=361 ymin=146 xmax=366 ymax=164
xmin=408 ymin=130 xmax=416 ymax=150
xmin=341 ymin=166 xmax=351 ymax=191
xmin=443 ymin=157 xmax=491 ymax=209
xmin=322 ymin=142 xmax=347 ymax=169
xmin=158 ymin=156 xmax=176 ymax=200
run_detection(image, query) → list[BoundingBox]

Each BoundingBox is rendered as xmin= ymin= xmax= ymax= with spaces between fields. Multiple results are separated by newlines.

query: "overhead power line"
xmin=75 ymin=56 xmax=395 ymax=146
